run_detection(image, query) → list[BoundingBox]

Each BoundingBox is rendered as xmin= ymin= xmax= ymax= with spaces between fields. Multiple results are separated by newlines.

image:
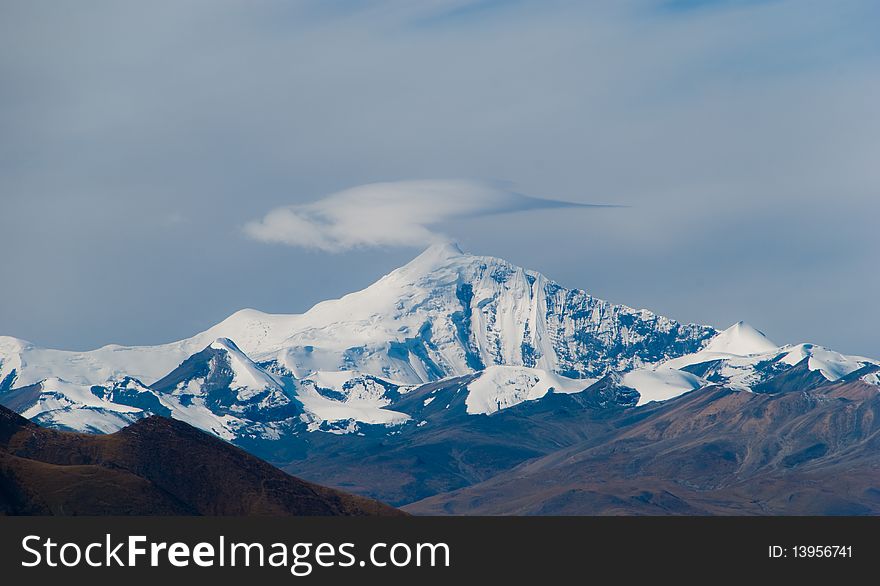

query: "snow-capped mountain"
xmin=593 ymin=321 xmax=878 ymax=405
xmin=0 ymin=339 xmax=302 ymax=439
xmin=1 ymin=377 xmax=145 ymax=434
xmin=0 ymin=242 xmax=716 ymax=388
xmin=1 ymin=243 xmax=877 ymax=439
xmin=150 ymin=338 xmax=296 ymax=423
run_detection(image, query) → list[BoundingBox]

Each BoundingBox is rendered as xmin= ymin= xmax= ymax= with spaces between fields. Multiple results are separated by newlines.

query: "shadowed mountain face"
xmin=404 ymin=380 xmax=880 ymax=515
xmin=0 ymin=406 xmax=402 ymax=516
xmin=278 ymin=381 xmax=634 ymax=507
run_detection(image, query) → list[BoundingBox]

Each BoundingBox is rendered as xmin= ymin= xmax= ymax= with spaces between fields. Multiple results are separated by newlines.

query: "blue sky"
xmin=1 ymin=0 xmax=878 ymax=354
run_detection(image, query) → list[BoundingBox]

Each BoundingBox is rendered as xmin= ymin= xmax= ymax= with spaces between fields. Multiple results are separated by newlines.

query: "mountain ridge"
xmin=2 ymin=244 xmax=879 ymax=514
xmin=404 ymin=378 xmax=880 ymax=515
xmin=1 ymin=244 xmax=877 ymax=443
xmin=0 ymin=242 xmax=717 ymax=388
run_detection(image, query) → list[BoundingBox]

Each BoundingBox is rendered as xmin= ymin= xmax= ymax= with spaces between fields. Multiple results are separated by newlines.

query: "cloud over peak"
xmin=244 ymin=180 xmax=610 ymax=252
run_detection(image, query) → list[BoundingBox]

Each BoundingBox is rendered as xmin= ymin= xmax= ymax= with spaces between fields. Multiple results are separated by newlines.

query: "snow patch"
xmin=294 ymin=380 xmax=409 ymax=427
xmin=860 ymin=372 xmax=880 ymax=386
xmin=623 ymin=368 xmax=705 ymax=406
xmin=465 ymin=365 xmax=593 ymax=415
xmin=779 ymin=344 xmax=867 ymax=381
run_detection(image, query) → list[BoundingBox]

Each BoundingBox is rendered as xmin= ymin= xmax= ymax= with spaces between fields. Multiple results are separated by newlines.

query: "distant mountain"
xmin=0 ymin=243 xmax=717 ymax=424
xmin=3 ymin=244 xmax=876 ymax=442
xmin=0 ymin=405 xmax=401 ymax=516
xmin=2 ymin=244 xmax=879 ymax=514
xmin=580 ymin=322 xmax=877 ymax=406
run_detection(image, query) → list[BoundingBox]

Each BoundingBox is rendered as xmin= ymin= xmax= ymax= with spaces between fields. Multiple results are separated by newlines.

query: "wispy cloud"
xmin=244 ymin=179 xmax=612 ymax=252
xmin=3 ymin=1 xmax=879 ymax=352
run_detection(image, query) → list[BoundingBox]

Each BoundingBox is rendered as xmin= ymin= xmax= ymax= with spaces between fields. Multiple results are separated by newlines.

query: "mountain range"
xmin=2 ymin=243 xmax=878 ymax=514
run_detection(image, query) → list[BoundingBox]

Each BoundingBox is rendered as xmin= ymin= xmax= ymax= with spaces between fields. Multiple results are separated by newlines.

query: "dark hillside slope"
xmin=0 ymin=405 xmax=402 ymax=516
xmin=406 ymin=381 xmax=880 ymax=515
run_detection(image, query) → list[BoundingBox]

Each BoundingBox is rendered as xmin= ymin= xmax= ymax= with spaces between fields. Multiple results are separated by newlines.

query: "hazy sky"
xmin=1 ymin=0 xmax=878 ymax=355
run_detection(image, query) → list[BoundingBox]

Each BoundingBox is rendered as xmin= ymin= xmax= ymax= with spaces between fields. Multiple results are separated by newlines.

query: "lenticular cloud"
xmin=243 ymin=179 xmax=608 ymax=252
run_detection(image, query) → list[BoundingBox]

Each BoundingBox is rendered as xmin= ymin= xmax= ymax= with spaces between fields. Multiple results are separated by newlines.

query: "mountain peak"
xmin=703 ymin=321 xmax=778 ymax=356
xmin=204 ymin=338 xmax=282 ymax=391
xmin=393 ymin=241 xmax=469 ymax=278
xmin=209 ymin=337 xmax=244 ymax=354
xmin=414 ymin=240 xmax=466 ymax=262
